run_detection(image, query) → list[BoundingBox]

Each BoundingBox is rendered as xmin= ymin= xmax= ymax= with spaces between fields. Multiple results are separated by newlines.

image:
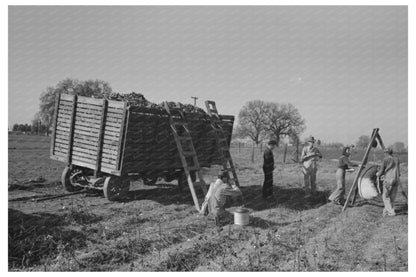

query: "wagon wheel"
xmin=103 ymin=177 xmax=130 ymax=201
xmin=61 ymin=167 xmax=86 ymax=192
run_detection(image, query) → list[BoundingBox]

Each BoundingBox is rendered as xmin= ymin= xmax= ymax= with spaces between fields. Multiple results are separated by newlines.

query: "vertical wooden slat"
xmin=95 ymin=99 xmax=108 ymax=173
xmin=67 ymin=95 xmax=78 ymax=165
xmin=50 ymin=93 xmax=61 ymax=157
xmin=117 ymin=102 xmax=128 ymax=173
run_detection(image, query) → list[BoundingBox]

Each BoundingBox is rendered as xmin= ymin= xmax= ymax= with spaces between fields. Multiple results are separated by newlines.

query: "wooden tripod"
xmin=342 ymin=128 xmax=385 ymax=212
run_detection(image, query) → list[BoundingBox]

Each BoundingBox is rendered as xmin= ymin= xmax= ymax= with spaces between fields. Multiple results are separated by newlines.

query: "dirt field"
xmin=8 ymin=135 xmax=408 ymax=271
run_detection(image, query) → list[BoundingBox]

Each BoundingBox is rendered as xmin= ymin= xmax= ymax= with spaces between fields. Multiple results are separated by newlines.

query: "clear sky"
xmin=8 ymin=5 xmax=408 ymax=145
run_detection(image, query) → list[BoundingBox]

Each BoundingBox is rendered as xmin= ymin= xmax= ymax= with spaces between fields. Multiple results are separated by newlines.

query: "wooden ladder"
xmin=342 ymin=128 xmax=385 ymax=211
xmin=205 ymin=100 xmax=240 ymax=188
xmin=164 ymin=102 xmax=207 ymax=212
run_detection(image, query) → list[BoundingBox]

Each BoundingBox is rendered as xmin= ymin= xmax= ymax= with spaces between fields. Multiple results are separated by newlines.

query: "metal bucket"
xmin=234 ymin=207 xmax=250 ymax=226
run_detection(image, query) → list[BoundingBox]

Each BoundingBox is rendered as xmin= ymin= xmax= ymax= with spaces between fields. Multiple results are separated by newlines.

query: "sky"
xmin=8 ymin=5 xmax=408 ymax=145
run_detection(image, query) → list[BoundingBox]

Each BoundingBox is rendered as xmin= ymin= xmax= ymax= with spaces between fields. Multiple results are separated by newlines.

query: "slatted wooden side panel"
xmin=51 ymin=94 xmax=75 ymax=162
xmin=71 ymin=96 xmax=103 ymax=169
xmin=50 ymin=94 xmax=126 ymax=175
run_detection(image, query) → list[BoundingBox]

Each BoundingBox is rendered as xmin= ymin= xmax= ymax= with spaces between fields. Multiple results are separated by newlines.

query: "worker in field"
xmin=328 ymin=146 xmax=360 ymax=205
xmin=200 ymin=169 xmax=243 ymax=225
xmin=262 ymin=140 xmax=277 ymax=199
xmin=376 ymin=148 xmax=401 ymax=217
xmin=300 ymin=136 xmax=322 ymax=196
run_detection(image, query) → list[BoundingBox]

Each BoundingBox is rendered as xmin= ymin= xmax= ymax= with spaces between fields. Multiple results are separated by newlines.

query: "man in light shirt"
xmin=200 ymin=169 xmax=242 ymax=224
xmin=300 ymin=136 xmax=322 ymax=196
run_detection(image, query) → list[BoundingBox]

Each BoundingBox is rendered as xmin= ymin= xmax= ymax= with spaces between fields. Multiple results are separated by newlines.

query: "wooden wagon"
xmin=50 ymin=93 xmax=235 ymax=206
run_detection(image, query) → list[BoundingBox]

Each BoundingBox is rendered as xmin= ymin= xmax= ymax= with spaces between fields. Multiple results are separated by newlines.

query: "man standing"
xmin=263 ymin=140 xmax=277 ymax=199
xmin=301 ymin=136 xmax=322 ymax=196
xmin=376 ymin=148 xmax=401 ymax=217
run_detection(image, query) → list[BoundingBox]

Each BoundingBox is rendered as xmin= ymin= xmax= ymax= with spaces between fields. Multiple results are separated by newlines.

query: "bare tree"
xmin=236 ymin=100 xmax=268 ymax=162
xmin=263 ymin=102 xmax=305 ymax=147
xmin=356 ymin=135 xmax=370 ymax=149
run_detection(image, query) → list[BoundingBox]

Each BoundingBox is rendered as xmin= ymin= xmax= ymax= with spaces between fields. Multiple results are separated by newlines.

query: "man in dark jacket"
xmin=263 ymin=140 xmax=277 ymax=199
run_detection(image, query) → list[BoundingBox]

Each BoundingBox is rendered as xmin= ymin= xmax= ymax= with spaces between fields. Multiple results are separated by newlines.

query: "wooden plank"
xmin=95 ymin=99 xmax=107 ymax=173
xmin=74 ymin=124 xmax=100 ymax=134
xmin=72 ymin=160 xmax=96 ymax=171
xmin=103 ymin=129 xmax=120 ymax=138
xmin=67 ymin=95 xmax=77 ymax=164
xmin=51 ymin=93 xmax=61 ymax=156
xmin=73 ymin=133 xmax=99 ymax=143
xmin=73 ymin=129 xmax=100 ymax=138
xmin=75 ymin=112 xmax=102 ymax=122
xmin=73 ymin=145 xmax=98 ymax=156
xmin=106 ymin=111 xmax=123 ymax=119
xmin=102 ymin=148 xmax=119 ymax=156
xmin=58 ymin=107 xmax=73 ymax=114
xmin=77 ymin=95 xmax=105 ymax=106
xmin=74 ymin=121 xmax=101 ymax=131
xmin=55 ymin=137 xmax=70 ymax=145
xmin=51 ymin=154 xmax=68 ymax=163
xmin=107 ymin=106 xmax=124 ymax=114
xmin=58 ymin=112 xmax=72 ymax=120
xmin=77 ymin=102 xmax=103 ymax=111
xmin=117 ymin=102 xmax=128 ymax=172
xmin=73 ymin=140 xmax=98 ymax=150
xmin=104 ymin=120 xmax=122 ymax=128
xmin=103 ymin=138 xmax=119 ymax=146
xmin=107 ymin=100 xmax=126 ymax=109
xmin=104 ymin=125 xmax=121 ymax=133
xmin=76 ymin=107 xmax=102 ymax=116
xmin=56 ymin=130 xmax=70 ymax=138
xmin=55 ymin=134 xmax=70 ymax=142
xmin=56 ymin=121 xmax=71 ymax=128
xmin=102 ymin=152 xmax=118 ymax=160
xmin=106 ymin=116 xmax=123 ymax=123
xmin=60 ymin=93 xmax=74 ymax=101
xmin=72 ymin=153 xmax=97 ymax=164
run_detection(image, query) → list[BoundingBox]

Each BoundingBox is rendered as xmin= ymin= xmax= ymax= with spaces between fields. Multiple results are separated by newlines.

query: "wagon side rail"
xmin=50 ymin=93 xmax=128 ymax=176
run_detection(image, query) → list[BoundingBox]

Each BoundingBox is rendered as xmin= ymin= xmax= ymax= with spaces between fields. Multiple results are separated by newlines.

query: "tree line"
xmin=11 ymin=77 xmax=407 ymax=155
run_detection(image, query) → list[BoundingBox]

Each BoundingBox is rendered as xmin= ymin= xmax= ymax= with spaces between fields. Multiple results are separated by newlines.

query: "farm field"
xmin=8 ymin=134 xmax=408 ymax=271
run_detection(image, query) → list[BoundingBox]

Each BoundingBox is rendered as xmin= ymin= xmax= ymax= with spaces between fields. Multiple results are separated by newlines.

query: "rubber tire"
xmin=61 ymin=166 xmax=83 ymax=192
xmin=103 ymin=177 xmax=130 ymax=201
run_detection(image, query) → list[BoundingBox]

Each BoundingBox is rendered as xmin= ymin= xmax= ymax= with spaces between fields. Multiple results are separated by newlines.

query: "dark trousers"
xmin=263 ymin=169 xmax=274 ymax=198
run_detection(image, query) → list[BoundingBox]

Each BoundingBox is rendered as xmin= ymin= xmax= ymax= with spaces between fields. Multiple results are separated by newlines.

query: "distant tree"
xmin=356 ymin=135 xmax=370 ymax=149
xmin=263 ymin=102 xmax=305 ymax=147
xmin=38 ymin=78 xmax=112 ymax=135
xmin=323 ymin=142 xmax=344 ymax=149
xmin=390 ymin=142 xmax=406 ymax=153
xmin=12 ymin=124 xmax=19 ymax=132
xmin=236 ymin=100 xmax=268 ymax=163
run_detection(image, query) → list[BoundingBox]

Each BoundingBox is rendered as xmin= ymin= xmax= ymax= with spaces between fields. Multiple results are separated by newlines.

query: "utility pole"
xmin=191 ymin=96 xmax=198 ymax=107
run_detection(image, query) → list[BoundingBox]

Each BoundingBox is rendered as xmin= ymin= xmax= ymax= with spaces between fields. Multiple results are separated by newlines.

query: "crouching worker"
xmin=377 ymin=148 xmax=401 ymax=217
xmin=200 ymin=169 xmax=243 ymax=225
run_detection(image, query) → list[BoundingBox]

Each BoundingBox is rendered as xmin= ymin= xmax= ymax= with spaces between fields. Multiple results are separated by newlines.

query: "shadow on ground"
xmin=122 ymin=183 xmax=330 ymax=214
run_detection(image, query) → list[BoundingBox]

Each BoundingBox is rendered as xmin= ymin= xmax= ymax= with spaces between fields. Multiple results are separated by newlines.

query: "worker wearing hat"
xmin=376 ymin=148 xmax=401 ymax=216
xmin=300 ymin=136 xmax=322 ymax=196
xmin=200 ymin=169 xmax=242 ymax=224
xmin=262 ymin=140 xmax=277 ymax=199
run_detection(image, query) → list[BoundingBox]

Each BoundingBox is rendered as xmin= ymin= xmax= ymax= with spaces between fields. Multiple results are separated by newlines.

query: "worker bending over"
xmin=200 ymin=169 xmax=243 ymax=224
xmin=300 ymin=136 xmax=322 ymax=196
